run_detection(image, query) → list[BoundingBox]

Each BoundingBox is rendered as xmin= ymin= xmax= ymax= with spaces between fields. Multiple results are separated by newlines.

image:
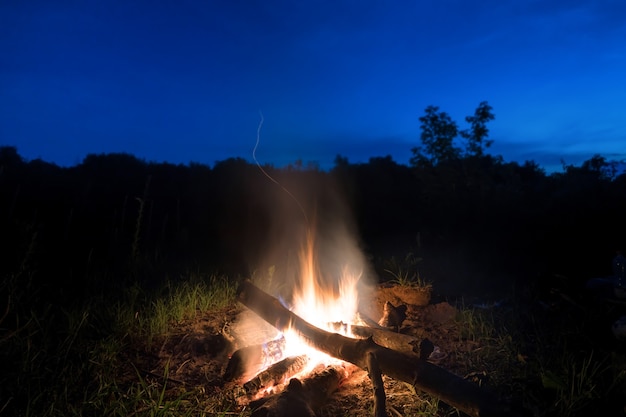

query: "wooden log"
xmin=357 ymin=309 xmax=386 ymax=329
xmin=244 ymin=355 xmax=310 ymax=395
xmin=331 ymin=322 xmax=434 ymax=360
xmin=237 ymin=280 xmax=520 ymax=417
xmin=249 ymin=365 xmax=345 ymax=417
xmin=223 ymin=337 xmax=286 ymax=382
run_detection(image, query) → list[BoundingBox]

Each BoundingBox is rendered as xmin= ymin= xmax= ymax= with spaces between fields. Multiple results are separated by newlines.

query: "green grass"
xmin=0 ymin=269 xmax=240 ymax=417
xmin=454 ymin=301 xmax=496 ymax=342
xmin=382 ymin=252 xmax=431 ymax=288
xmin=539 ymin=351 xmax=609 ymax=417
xmin=2 ymin=253 xmax=625 ymax=416
xmin=451 ymin=294 xmax=626 ymax=416
xmin=112 ymin=273 xmax=236 ymax=344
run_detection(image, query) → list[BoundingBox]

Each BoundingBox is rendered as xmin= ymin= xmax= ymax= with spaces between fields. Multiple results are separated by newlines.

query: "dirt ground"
xmin=120 ymin=283 xmax=534 ymax=416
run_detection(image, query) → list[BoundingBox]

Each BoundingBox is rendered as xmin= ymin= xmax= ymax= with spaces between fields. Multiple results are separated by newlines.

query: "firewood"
xmin=223 ymin=337 xmax=286 ymax=382
xmin=243 ymin=355 xmax=310 ymax=396
xmin=357 ymin=309 xmax=387 ymax=329
xmin=237 ymin=280 xmax=522 ymax=417
xmin=366 ymin=351 xmax=387 ymax=417
xmin=249 ymin=365 xmax=345 ymax=417
xmin=336 ymin=322 xmax=434 ymax=360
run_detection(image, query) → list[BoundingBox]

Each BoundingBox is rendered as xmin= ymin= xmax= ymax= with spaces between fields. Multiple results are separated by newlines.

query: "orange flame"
xmin=282 ymin=229 xmax=361 ymax=367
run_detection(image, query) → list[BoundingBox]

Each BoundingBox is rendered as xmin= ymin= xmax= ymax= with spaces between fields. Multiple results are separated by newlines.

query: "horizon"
xmin=4 ymin=141 xmax=625 ymax=177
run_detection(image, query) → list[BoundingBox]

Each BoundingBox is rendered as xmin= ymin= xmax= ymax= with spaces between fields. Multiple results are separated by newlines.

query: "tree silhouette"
xmin=0 ymin=146 xmax=23 ymax=168
xmin=410 ymin=106 xmax=460 ymax=167
xmin=2 ymin=138 xmax=625 ymax=297
xmin=460 ymin=101 xmax=495 ymax=157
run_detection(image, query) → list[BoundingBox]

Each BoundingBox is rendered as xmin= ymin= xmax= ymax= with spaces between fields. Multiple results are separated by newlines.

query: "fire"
xmin=292 ymin=230 xmax=360 ymax=328
xmin=281 ymin=229 xmax=361 ymax=369
xmin=230 ymin=225 xmax=367 ymax=392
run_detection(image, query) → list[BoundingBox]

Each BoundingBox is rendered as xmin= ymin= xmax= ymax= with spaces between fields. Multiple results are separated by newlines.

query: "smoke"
xmin=225 ymin=117 xmax=375 ymax=375
xmin=250 ymin=168 xmax=374 ymax=304
xmin=223 ymin=168 xmax=374 ymax=380
xmin=249 ymin=114 xmax=372 ymax=302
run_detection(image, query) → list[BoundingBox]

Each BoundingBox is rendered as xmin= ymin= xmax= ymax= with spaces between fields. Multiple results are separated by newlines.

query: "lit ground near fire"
xmin=115 ymin=281 xmax=626 ymax=416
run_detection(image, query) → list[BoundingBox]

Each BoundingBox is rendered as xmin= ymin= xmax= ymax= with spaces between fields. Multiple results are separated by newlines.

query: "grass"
xmin=450 ymin=292 xmax=626 ymax=416
xmin=113 ymin=274 xmax=237 ymax=345
xmin=2 ymin=253 xmax=625 ymax=416
xmin=454 ymin=300 xmax=496 ymax=342
xmin=539 ymin=351 xmax=607 ymax=417
xmin=383 ymin=252 xmax=432 ymax=289
xmin=0 ymin=268 xmax=240 ymax=417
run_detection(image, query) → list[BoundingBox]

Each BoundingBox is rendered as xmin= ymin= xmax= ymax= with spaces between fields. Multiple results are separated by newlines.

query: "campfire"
xmin=222 ymin=231 xmax=518 ymax=417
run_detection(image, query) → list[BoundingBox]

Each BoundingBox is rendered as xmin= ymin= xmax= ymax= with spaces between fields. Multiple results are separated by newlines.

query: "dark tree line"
xmin=1 ymin=103 xmax=625 ymax=301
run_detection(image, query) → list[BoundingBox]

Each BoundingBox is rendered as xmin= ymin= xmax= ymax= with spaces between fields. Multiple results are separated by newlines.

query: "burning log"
xmin=223 ymin=337 xmax=286 ymax=382
xmin=249 ymin=365 xmax=346 ymax=417
xmin=243 ymin=355 xmax=310 ymax=396
xmin=357 ymin=309 xmax=386 ymax=328
xmin=237 ymin=280 xmax=520 ymax=417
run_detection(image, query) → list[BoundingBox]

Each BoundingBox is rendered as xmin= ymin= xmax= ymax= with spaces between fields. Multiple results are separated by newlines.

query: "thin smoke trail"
xmin=252 ymin=112 xmax=309 ymax=224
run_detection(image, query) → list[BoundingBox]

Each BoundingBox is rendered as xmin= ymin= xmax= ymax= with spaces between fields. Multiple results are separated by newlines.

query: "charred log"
xmin=223 ymin=337 xmax=286 ymax=382
xmin=249 ymin=365 xmax=345 ymax=417
xmin=237 ymin=280 xmax=520 ymax=417
xmin=244 ymin=355 xmax=310 ymax=396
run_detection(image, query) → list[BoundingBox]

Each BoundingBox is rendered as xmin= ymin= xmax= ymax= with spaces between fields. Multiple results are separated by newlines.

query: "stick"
xmin=367 ymin=351 xmax=388 ymax=417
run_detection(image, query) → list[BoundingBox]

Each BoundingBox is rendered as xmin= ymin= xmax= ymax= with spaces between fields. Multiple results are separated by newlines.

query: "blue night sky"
xmin=2 ymin=0 xmax=625 ymax=172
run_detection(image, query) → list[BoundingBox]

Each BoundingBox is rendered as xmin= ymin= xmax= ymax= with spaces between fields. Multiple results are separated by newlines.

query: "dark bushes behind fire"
xmin=1 ymin=144 xmax=625 ymax=302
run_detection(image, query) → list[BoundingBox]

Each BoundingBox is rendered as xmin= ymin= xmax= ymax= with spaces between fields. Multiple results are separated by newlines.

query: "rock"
xmin=425 ymin=302 xmax=457 ymax=324
xmin=363 ymin=284 xmax=432 ymax=320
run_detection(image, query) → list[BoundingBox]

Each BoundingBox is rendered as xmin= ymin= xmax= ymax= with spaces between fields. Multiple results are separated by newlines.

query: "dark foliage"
xmin=1 ymin=141 xmax=625 ymax=304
